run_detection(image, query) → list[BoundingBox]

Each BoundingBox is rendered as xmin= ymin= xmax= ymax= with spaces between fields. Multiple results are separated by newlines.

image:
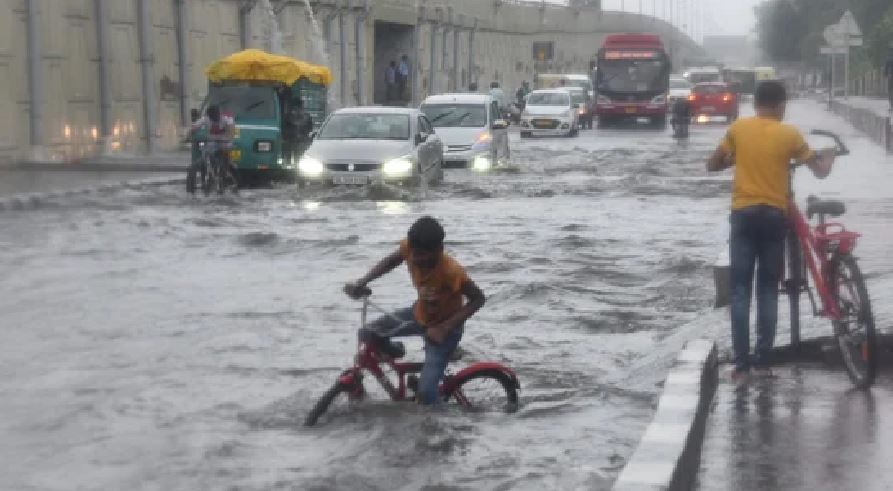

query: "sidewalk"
xmin=827 ymin=96 xmax=892 ymax=153
xmin=696 ymin=365 xmax=893 ymax=491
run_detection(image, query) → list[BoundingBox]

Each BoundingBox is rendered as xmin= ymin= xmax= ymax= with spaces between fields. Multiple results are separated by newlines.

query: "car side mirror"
xmin=415 ymin=132 xmax=428 ymax=146
xmin=491 ymin=120 xmax=508 ymax=130
xmin=190 ymin=108 xmax=200 ymax=123
xmin=573 ymin=103 xmax=580 ymax=109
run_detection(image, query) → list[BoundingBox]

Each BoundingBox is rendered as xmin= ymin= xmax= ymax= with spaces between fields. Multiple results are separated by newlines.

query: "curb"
xmin=613 ymin=338 xmax=718 ymax=491
xmin=0 ymin=176 xmax=185 ymax=212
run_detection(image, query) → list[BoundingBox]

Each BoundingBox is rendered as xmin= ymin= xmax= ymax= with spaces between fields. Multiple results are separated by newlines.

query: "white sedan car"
xmin=297 ymin=107 xmax=443 ymax=187
xmin=519 ymin=89 xmax=580 ymax=138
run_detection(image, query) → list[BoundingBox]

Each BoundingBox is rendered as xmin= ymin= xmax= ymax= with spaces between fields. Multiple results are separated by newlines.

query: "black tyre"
xmin=830 ymin=254 xmax=877 ymax=389
xmin=786 ymin=229 xmax=803 ymax=347
xmin=305 ymin=382 xmax=350 ymax=427
xmin=447 ymin=369 xmax=519 ymax=413
xmin=201 ymin=162 xmax=212 ymax=196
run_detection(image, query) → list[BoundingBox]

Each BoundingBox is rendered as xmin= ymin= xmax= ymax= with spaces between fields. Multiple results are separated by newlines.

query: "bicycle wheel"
xmin=305 ymin=382 xmax=351 ymax=427
xmin=201 ymin=161 xmax=212 ymax=196
xmin=447 ymin=369 xmax=519 ymax=413
xmin=186 ymin=166 xmax=197 ymax=194
xmin=830 ymin=253 xmax=877 ymax=389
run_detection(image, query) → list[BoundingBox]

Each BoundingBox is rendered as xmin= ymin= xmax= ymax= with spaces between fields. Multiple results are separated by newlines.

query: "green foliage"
xmin=755 ymin=0 xmax=893 ymax=69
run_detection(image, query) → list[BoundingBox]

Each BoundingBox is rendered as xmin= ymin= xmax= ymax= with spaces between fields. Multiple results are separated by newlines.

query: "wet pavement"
xmin=696 ymin=366 xmax=893 ymax=491
xmin=0 ymin=99 xmax=890 ymax=490
xmin=0 ymin=169 xmax=182 ymax=198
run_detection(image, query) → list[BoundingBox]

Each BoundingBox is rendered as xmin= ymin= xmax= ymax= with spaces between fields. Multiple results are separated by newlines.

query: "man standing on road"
xmin=884 ymin=47 xmax=893 ymax=112
xmin=706 ymin=81 xmax=836 ymax=383
xmin=385 ymin=60 xmax=398 ymax=104
xmin=397 ymin=55 xmax=411 ymax=103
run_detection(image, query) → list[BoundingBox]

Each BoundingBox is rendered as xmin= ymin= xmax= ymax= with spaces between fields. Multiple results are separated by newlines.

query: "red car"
xmin=688 ymin=82 xmax=739 ymax=123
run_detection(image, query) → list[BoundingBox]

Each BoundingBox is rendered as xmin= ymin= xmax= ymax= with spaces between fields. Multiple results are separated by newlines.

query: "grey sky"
xmin=535 ymin=0 xmax=763 ymax=37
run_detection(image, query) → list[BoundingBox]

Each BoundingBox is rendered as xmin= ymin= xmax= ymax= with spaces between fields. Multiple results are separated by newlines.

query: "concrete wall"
xmin=1 ymin=0 xmax=704 ymax=163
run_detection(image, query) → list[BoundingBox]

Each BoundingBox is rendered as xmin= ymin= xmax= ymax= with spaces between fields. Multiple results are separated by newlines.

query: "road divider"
xmin=613 ymin=338 xmax=718 ymax=491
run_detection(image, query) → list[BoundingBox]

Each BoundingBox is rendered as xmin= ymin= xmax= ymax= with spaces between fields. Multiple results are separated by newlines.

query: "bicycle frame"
xmin=336 ymin=297 xmax=519 ymax=404
xmin=788 ymin=186 xmax=860 ymax=324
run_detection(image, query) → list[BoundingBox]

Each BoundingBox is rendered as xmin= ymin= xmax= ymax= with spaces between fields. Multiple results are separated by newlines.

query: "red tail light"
xmin=722 ymin=93 xmax=733 ymax=102
xmin=687 ymin=94 xmax=697 ymax=102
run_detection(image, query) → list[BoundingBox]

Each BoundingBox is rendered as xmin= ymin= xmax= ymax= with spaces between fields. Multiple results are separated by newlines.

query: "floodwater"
xmin=1 ymin=100 xmax=889 ymax=490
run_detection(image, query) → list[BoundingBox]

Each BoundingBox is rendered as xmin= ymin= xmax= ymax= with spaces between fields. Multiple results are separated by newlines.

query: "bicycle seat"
xmin=381 ymin=341 xmax=406 ymax=360
xmin=806 ymin=197 xmax=846 ymax=219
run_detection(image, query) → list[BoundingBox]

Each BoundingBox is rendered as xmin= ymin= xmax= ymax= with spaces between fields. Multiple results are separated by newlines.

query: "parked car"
xmin=669 ymin=76 xmax=693 ymax=105
xmin=688 ymin=82 xmax=739 ymax=123
xmin=520 ymin=89 xmax=580 ymax=138
xmin=297 ymin=107 xmax=443 ymax=186
xmin=420 ymin=93 xmax=510 ymax=172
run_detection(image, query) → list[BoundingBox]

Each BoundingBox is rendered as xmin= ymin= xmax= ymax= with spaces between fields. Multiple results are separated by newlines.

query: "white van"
xmin=420 ymin=93 xmax=510 ymax=171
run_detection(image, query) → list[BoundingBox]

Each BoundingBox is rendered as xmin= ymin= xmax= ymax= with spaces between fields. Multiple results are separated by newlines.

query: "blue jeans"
xmin=358 ymin=306 xmax=463 ymax=405
xmin=730 ymin=205 xmax=787 ymax=371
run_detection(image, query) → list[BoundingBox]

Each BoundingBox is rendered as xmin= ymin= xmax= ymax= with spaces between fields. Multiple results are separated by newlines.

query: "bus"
xmin=594 ymin=33 xmax=671 ymax=128
xmin=721 ymin=68 xmax=757 ymax=96
xmin=754 ymin=66 xmax=777 ymax=82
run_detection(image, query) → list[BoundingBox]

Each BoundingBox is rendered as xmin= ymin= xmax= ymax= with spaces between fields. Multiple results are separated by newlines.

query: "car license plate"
xmin=625 ymin=107 xmax=637 ymax=114
xmin=533 ymin=120 xmax=551 ymax=128
xmin=701 ymin=106 xmax=715 ymax=113
xmin=333 ymin=175 xmax=368 ymax=185
xmin=230 ymin=149 xmax=241 ymax=161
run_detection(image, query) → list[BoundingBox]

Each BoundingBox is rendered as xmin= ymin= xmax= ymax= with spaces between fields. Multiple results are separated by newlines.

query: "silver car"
xmin=420 ymin=93 xmax=510 ymax=172
xmin=297 ymin=107 xmax=443 ymax=186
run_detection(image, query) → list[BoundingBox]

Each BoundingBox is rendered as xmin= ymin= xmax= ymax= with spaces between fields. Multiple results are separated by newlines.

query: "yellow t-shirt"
xmin=720 ymin=116 xmax=815 ymax=211
xmin=399 ymin=240 xmax=469 ymax=326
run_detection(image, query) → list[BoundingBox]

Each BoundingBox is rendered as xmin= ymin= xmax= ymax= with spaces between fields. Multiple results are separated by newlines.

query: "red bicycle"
xmin=785 ymin=130 xmax=877 ymax=388
xmin=305 ymin=294 xmax=520 ymax=426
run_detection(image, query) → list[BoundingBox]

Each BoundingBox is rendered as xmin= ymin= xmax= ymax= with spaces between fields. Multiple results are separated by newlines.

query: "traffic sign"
xmin=839 ymin=10 xmax=862 ymax=37
xmin=820 ymin=46 xmax=848 ymax=55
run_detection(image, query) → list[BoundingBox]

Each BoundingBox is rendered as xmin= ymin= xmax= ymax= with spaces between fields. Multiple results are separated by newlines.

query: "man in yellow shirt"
xmin=707 ymin=81 xmax=835 ymax=381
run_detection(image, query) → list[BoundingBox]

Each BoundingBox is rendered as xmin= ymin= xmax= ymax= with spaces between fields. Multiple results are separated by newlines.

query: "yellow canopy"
xmin=206 ymin=49 xmax=332 ymax=87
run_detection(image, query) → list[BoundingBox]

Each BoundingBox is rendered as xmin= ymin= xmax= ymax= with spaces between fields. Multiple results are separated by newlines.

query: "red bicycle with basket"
xmin=784 ymin=130 xmax=877 ymax=388
xmin=305 ymin=292 xmax=520 ymax=426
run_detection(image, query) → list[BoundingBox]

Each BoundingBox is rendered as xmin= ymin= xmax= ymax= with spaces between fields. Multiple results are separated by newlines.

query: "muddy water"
xmin=3 ymin=116 xmax=741 ymax=490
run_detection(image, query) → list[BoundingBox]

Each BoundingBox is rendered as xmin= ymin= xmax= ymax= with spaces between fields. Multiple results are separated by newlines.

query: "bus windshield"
xmin=597 ymin=59 xmax=668 ymax=94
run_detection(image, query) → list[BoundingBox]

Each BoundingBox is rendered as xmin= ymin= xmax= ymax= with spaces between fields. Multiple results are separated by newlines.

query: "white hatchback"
xmin=420 ymin=93 xmax=510 ymax=172
xmin=520 ymin=89 xmax=580 ymax=138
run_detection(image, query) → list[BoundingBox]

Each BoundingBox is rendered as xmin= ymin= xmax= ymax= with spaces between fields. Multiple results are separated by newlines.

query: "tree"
xmin=755 ymin=0 xmax=808 ymax=62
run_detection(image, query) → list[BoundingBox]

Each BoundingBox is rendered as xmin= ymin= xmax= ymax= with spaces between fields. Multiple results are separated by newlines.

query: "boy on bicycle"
xmin=706 ymin=81 xmax=835 ymax=382
xmin=344 ymin=216 xmax=486 ymax=405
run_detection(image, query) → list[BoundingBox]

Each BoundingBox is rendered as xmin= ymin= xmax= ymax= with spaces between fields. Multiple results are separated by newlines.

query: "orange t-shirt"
xmin=399 ymin=240 xmax=469 ymax=326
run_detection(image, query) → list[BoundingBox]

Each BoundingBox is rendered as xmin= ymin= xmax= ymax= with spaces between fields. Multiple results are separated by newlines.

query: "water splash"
xmin=300 ymin=0 xmax=338 ymax=109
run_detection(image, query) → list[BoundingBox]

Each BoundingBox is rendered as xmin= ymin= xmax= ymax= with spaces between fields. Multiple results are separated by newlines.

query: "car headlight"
xmin=651 ymin=95 xmax=667 ymax=105
xmin=472 ymin=154 xmax=491 ymax=172
xmin=475 ymin=131 xmax=492 ymax=144
xmin=382 ymin=157 xmax=413 ymax=176
xmin=196 ymin=141 xmax=205 ymax=149
xmin=255 ymin=140 xmax=273 ymax=152
xmin=596 ymin=94 xmax=612 ymax=104
xmin=298 ymin=156 xmax=324 ymax=176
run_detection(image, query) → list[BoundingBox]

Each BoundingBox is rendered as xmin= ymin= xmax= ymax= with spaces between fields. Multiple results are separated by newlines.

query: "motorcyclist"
xmin=282 ymin=98 xmax=314 ymax=167
xmin=190 ymin=105 xmax=238 ymax=192
xmin=670 ymin=97 xmax=691 ymax=138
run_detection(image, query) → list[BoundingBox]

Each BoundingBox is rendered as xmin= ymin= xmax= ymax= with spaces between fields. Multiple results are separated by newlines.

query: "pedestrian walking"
xmin=397 ymin=55 xmax=411 ymax=102
xmin=385 ymin=60 xmax=398 ymax=104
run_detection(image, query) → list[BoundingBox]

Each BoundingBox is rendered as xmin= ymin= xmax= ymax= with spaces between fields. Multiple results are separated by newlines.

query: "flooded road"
xmin=2 ymin=100 xmax=889 ymax=490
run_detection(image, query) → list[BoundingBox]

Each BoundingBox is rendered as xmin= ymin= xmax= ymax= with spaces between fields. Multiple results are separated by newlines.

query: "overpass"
xmin=1 ymin=0 xmax=705 ymax=162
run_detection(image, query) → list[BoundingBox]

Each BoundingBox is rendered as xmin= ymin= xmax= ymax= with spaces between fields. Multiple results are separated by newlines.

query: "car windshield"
xmin=205 ymin=86 xmax=277 ymax=120
xmin=670 ymin=79 xmax=692 ymax=90
xmin=527 ymin=92 xmax=570 ymax=106
xmin=693 ymin=85 xmax=730 ymax=95
xmin=317 ymin=113 xmax=410 ymax=140
xmin=598 ymin=59 xmax=667 ymax=93
xmin=421 ymin=104 xmax=487 ymax=128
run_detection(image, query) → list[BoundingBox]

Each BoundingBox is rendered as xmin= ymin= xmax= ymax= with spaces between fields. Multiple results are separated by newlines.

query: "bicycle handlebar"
xmin=809 ymin=129 xmax=849 ymax=157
